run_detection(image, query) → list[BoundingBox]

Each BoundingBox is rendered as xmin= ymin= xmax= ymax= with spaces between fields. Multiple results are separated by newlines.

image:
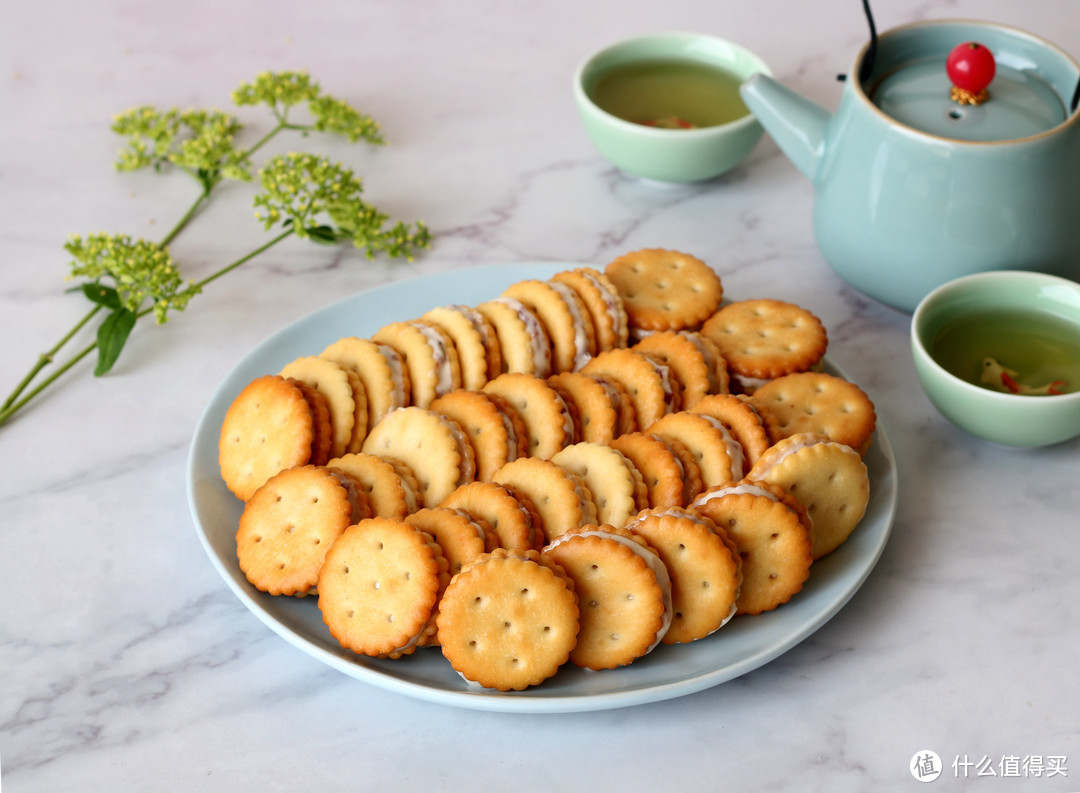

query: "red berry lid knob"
xmin=946 ymin=41 xmax=996 ymax=105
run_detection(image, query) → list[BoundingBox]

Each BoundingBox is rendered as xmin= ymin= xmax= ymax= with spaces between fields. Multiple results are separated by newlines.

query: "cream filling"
xmin=411 ymin=322 xmax=456 ymax=397
xmin=547 ymin=529 xmax=673 ymax=652
xmin=376 ymin=342 xmax=410 ymax=409
xmin=493 ymin=297 xmax=551 ymax=376
xmin=552 ymin=390 xmax=576 ymax=448
xmin=449 ymin=507 xmax=491 ymax=548
xmin=499 ymin=410 xmax=521 ymax=461
xmin=683 ymin=331 xmax=722 ymax=393
xmin=581 ymin=270 xmax=625 ymax=339
xmin=755 ymin=435 xmax=825 ymax=477
xmin=693 ymin=482 xmax=779 ymax=508
xmin=548 ymin=281 xmax=593 ymax=371
xmin=440 ymin=415 xmax=476 ymax=485
xmin=327 ymin=471 xmax=367 ymax=523
xmin=448 ymin=303 xmax=498 ymax=354
xmin=696 ymin=414 xmax=746 ymax=481
xmin=641 ymin=353 xmax=679 ymax=413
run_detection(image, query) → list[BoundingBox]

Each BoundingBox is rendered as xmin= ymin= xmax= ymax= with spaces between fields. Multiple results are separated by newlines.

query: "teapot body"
xmin=742 ymin=20 xmax=1080 ymax=312
xmin=813 ymin=83 xmax=1080 ymax=312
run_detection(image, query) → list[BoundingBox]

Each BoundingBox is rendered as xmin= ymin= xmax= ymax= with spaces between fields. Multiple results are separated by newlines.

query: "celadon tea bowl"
xmin=741 ymin=20 xmax=1080 ymax=312
xmin=574 ymin=32 xmax=771 ymax=183
xmin=911 ymin=271 xmax=1080 ymax=447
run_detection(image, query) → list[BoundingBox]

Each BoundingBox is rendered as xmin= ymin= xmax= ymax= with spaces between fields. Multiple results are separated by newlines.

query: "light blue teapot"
xmin=740 ymin=20 xmax=1080 ymax=312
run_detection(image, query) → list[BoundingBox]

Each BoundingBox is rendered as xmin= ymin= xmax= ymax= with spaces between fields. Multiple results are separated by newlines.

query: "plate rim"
xmin=186 ymin=262 xmax=898 ymax=713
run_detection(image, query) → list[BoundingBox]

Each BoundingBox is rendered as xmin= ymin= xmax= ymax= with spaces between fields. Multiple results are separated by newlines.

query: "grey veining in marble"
xmin=3 ymin=1 xmax=1079 ymax=791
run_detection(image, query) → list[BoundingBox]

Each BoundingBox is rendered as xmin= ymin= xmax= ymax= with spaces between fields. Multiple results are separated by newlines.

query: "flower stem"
xmin=160 ymin=190 xmax=212 ymax=248
xmin=193 ymin=227 xmax=295 ymax=290
xmin=0 ymin=227 xmax=296 ymax=427
xmin=1 ymin=304 xmax=102 ymax=411
xmin=243 ymin=122 xmax=288 ymax=161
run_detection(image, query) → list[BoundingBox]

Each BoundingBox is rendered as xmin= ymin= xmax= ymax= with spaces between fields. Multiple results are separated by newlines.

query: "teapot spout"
xmin=740 ymin=73 xmax=832 ymax=181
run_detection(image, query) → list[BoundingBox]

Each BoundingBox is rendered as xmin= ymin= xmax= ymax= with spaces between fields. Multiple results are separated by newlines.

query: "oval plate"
xmin=187 ymin=262 xmax=898 ymax=713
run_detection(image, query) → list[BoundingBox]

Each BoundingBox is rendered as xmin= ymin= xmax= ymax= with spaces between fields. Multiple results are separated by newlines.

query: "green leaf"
xmin=94 ymin=308 xmax=137 ymax=376
xmin=81 ymin=283 xmax=123 ymax=310
xmin=305 ymin=225 xmax=338 ymax=244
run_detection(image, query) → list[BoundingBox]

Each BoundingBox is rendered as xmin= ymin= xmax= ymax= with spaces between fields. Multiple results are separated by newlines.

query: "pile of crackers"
xmin=218 ymin=248 xmax=877 ymax=691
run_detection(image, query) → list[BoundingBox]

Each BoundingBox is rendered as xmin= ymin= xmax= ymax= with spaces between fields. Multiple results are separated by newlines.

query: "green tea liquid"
xmin=588 ymin=58 xmax=750 ymax=128
xmin=930 ymin=308 xmax=1080 ymax=394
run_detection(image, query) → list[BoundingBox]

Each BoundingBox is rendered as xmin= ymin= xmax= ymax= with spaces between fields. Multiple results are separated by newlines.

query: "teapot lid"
xmin=860 ymin=21 xmax=1078 ymax=142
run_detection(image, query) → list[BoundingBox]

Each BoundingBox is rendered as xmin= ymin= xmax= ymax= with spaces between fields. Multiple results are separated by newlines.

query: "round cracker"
xmin=747 ymin=434 xmax=869 ymax=559
xmin=634 ymin=330 xmax=721 ymax=408
xmin=493 ymin=457 xmax=598 ymax=543
xmin=475 ymin=297 xmax=552 ymax=377
xmin=320 ymin=337 xmax=411 ymax=431
xmin=236 ymin=465 xmax=357 ymax=596
xmin=542 ymin=528 xmax=670 ymax=669
xmin=551 ymin=267 xmax=629 ymax=351
xmin=686 ymin=393 xmax=772 ymax=468
xmin=483 ymin=372 xmax=575 ymax=460
xmin=372 ymin=320 xmax=462 ymax=408
xmin=752 ymin=372 xmax=877 ymax=454
xmin=503 ymin=280 xmax=597 ymax=374
xmin=548 ymin=371 xmax=621 ymax=445
xmin=604 ymin=249 xmax=723 ymax=332
xmin=421 ymin=304 xmax=501 ymax=389
xmin=218 ymin=375 xmax=315 ymax=501
xmin=318 ymin=517 xmax=449 ymax=658
xmin=646 ymin=411 xmax=747 ymax=489
xmin=280 ymin=356 xmax=358 ymax=459
xmin=582 ymin=348 xmax=680 ymax=430
xmin=326 ymin=451 xmax=421 ymax=520
xmin=551 ymin=442 xmax=647 ymax=529
xmin=361 ymin=406 xmax=476 ymax=508
xmin=611 ymin=432 xmax=702 ymax=509
xmin=700 ymin=299 xmax=827 ymax=381
xmin=431 ymin=389 xmax=527 ymax=482
xmin=625 ymin=508 xmax=740 ymax=644
xmin=436 ymin=549 xmax=579 ymax=691
xmin=441 ymin=480 xmax=544 ymax=552
xmin=691 ymin=487 xmax=813 ymax=616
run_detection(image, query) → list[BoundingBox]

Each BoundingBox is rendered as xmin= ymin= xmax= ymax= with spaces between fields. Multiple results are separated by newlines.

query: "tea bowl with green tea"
xmin=911 ymin=271 xmax=1080 ymax=447
xmin=573 ymin=32 xmax=771 ymax=183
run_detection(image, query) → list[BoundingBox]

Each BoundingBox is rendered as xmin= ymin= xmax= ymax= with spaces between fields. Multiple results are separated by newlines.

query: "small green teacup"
xmin=573 ymin=32 xmax=771 ymax=183
xmin=911 ymin=271 xmax=1080 ymax=447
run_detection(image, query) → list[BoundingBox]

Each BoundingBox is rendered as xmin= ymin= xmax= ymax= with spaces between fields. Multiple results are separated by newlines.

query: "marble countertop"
xmin=3 ymin=0 xmax=1079 ymax=790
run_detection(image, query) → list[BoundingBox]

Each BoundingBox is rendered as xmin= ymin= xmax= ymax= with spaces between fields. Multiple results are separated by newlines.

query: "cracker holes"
xmin=587 ymin=599 xmax=599 ymax=608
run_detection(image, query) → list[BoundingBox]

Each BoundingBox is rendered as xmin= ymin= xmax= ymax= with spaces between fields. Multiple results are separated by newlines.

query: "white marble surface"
xmin=3 ymin=0 xmax=1079 ymax=790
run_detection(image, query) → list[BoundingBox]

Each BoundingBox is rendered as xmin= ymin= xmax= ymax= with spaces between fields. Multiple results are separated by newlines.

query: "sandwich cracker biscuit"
xmin=700 ymin=299 xmax=827 ymax=389
xmin=493 ymin=457 xmax=598 ymax=543
xmin=752 ymin=371 xmax=877 ymax=454
xmin=436 ymin=548 xmax=579 ymax=691
xmin=318 ymin=517 xmax=450 ymax=658
xmin=236 ymin=464 xmax=367 ymax=596
xmin=747 ymin=433 xmax=870 ymax=559
xmin=604 ymin=249 xmax=723 ymax=334
xmin=219 ymin=375 xmax=319 ymax=501
xmin=542 ymin=526 xmax=672 ymax=669
xmin=551 ymin=442 xmax=648 ymax=529
xmin=320 ymin=337 xmax=411 ymax=432
xmin=550 ymin=267 xmax=629 ymax=351
xmin=626 ymin=508 xmax=740 ymax=644
xmin=361 ymin=406 xmax=476 ymax=508
xmin=691 ymin=481 xmax=813 ymax=615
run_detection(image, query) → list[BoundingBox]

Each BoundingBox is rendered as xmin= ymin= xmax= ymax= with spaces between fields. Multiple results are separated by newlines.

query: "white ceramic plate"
xmin=187 ymin=262 xmax=898 ymax=713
